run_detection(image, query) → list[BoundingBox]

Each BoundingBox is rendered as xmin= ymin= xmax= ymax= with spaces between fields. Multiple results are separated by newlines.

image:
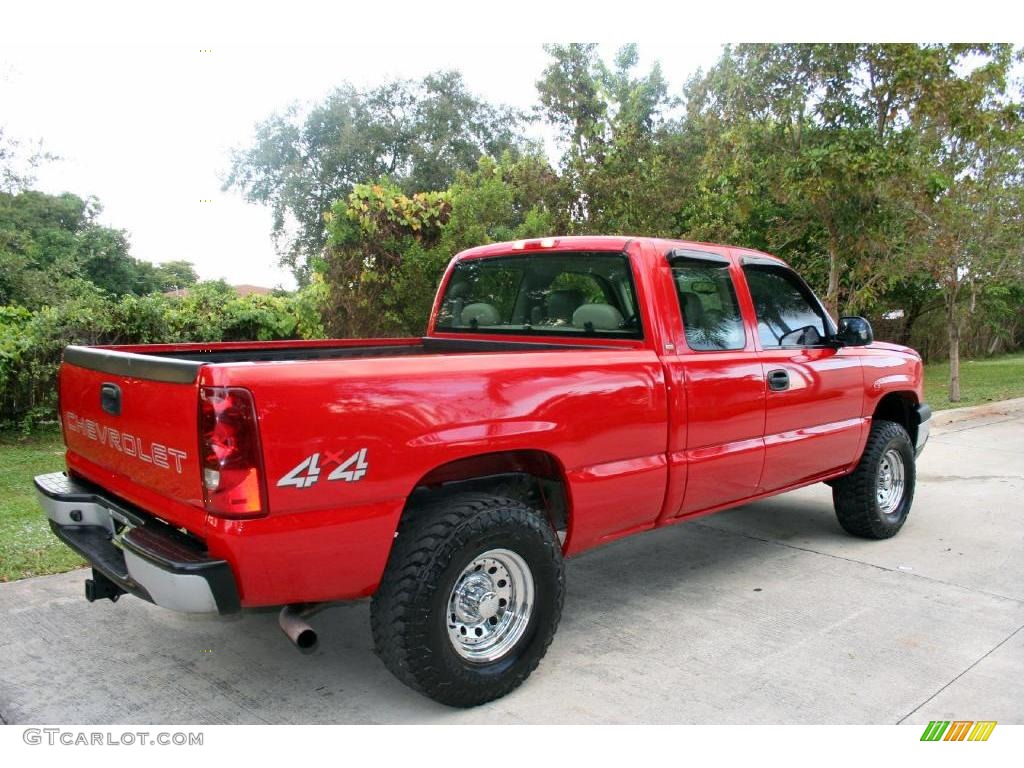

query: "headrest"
xmin=572 ymin=303 xmax=624 ymax=331
xmin=461 ymin=302 xmax=501 ymax=326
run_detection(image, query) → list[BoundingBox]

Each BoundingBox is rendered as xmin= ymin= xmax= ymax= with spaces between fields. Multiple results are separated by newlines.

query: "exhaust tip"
xmin=295 ymin=628 xmax=318 ymax=651
xmin=279 ymin=604 xmax=319 ymax=653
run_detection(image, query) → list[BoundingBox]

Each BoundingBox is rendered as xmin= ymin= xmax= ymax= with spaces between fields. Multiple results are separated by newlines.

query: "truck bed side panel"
xmin=203 ymin=349 xmax=669 ymax=604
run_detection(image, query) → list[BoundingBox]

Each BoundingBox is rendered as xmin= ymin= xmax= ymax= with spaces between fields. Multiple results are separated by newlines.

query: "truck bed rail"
xmin=64 ymin=346 xmax=202 ymax=384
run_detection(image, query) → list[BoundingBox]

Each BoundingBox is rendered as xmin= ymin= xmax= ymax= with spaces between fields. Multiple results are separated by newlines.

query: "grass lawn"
xmin=0 ymin=430 xmax=84 ymax=582
xmin=923 ymin=351 xmax=1024 ymax=411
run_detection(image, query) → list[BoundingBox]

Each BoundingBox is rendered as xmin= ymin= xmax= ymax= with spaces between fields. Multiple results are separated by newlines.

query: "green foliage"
xmin=440 ymin=155 xmax=556 ymax=253
xmin=322 ymin=181 xmax=453 ymax=337
xmin=292 ymin=274 xmax=329 ymax=339
xmin=4 ymin=44 xmax=1023 ymax=435
xmin=892 ymin=45 xmax=1022 ymax=400
xmin=320 ymin=155 xmax=560 ymax=338
xmin=340 ymin=183 xmax=452 ymax=245
xmin=0 ymin=284 xmax=313 ymax=431
xmin=535 ymin=43 xmax=679 ymax=233
xmin=225 ymin=71 xmax=528 ymax=282
xmin=0 ymin=189 xmax=202 ymax=307
xmin=679 ymin=45 xmax=921 ymax=315
xmin=676 ymin=44 xmax=1023 ymax=404
xmin=221 ymin=294 xmax=299 ymax=341
xmin=301 ymin=44 xmax=1022 ymax=359
xmin=153 ymin=260 xmax=199 ymax=291
xmin=0 ymin=122 xmax=319 ymax=432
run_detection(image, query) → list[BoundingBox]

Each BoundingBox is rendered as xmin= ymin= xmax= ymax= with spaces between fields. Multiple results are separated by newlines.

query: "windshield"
xmin=434 ymin=251 xmax=643 ymax=339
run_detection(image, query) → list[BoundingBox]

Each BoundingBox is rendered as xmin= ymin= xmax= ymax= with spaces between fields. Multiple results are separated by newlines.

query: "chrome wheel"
xmin=447 ymin=548 xmax=534 ymax=663
xmin=877 ymin=448 xmax=906 ymax=518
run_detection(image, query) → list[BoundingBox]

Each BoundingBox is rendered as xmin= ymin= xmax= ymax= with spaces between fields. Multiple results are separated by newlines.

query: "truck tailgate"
xmin=59 ymin=347 xmax=205 ymax=517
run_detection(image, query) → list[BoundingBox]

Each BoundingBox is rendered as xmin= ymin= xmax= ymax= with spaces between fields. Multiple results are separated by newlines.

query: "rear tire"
xmin=370 ymin=493 xmax=564 ymax=708
xmin=832 ymin=419 xmax=916 ymax=539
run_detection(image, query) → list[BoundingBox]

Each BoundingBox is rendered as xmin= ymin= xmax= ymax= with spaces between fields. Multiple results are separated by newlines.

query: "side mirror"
xmin=779 ymin=325 xmax=823 ymax=347
xmin=835 ymin=316 xmax=874 ymax=347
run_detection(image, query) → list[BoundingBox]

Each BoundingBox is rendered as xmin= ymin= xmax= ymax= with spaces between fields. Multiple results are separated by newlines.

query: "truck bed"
xmin=59 ymin=333 xmax=670 ymax=601
xmin=70 ymin=336 xmax=597 ymax=370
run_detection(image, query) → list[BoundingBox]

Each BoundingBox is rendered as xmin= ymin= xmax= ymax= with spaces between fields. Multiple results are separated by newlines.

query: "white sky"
xmin=2 ymin=2 xmax=1021 ymax=290
xmin=0 ymin=43 xmax=722 ymax=290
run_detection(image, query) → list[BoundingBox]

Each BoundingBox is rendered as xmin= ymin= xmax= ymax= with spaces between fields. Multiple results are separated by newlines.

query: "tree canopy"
xmin=223 ymin=70 xmax=529 ymax=282
xmin=2 ymin=43 xmax=1023 ymax=429
xmin=0 ymin=190 xmax=200 ymax=307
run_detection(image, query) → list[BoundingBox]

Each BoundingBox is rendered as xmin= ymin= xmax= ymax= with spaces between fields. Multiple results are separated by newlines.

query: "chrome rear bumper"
xmin=35 ymin=472 xmax=239 ymax=614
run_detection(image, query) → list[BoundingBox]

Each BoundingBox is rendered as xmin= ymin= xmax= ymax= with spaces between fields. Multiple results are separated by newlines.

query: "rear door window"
xmin=670 ymin=258 xmax=746 ymax=351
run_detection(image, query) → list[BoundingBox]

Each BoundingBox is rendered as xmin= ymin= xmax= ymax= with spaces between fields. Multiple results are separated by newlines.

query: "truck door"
xmin=739 ymin=256 xmax=864 ymax=491
xmin=662 ymin=248 xmax=767 ymax=518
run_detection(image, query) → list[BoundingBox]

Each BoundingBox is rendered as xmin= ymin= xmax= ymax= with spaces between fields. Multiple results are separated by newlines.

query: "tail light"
xmin=198 ymin=386 xmax=268 ymax=517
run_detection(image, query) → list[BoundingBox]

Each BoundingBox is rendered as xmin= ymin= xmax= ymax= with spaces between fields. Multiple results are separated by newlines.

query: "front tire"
xmin=370 ymin=493 xmax=564 ymax=707
xmin=832 ymin=419 xmax=916 ymax=539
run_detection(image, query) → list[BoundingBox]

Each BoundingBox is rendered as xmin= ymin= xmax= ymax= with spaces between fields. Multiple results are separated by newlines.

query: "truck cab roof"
xmin=454 ymin=235 xmax=788 ymax=268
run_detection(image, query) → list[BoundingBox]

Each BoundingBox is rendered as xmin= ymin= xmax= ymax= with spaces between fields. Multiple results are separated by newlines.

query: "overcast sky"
xmin=0 ymin=42 xmax=724 ymax=290
xmin=3 ymin=2 xmax=1019 ymax=290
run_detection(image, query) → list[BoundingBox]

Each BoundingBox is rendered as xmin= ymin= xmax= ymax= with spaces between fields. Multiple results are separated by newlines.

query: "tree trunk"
xmin=823 ymin=214 xmax=839 ymax=319
xmin=825 ymin=232 xmax=841 ymax=319
xmin=947 ymin=298 xmax=961 ymax=403
xmin=900 ymin=310 xmax=917 ymax=347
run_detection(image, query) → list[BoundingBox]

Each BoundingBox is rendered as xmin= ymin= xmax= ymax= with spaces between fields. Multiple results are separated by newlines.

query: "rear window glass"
xmin=434 ymin=252 xmax=642 ymax=339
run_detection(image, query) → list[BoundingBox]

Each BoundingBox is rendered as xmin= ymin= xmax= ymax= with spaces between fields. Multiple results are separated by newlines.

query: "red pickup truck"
xmin=36 ymin=236 xmax=930 ymax=707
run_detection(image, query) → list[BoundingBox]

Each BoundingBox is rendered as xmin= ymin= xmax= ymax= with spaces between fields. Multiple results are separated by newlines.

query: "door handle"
xmin=767 ymin=369 xmax=790 ymax=392
xmin=100 ymin=382 xmax=122 ymax=415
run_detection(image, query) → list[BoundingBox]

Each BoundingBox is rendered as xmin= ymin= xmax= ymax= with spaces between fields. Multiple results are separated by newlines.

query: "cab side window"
xmin=671 ymin=259 xmax=746 ymax=351
xmin=743 ymin=265 xmax=827 ymax=347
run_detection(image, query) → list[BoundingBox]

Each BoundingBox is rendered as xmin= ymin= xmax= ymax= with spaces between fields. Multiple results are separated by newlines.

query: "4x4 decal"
xmin=277 ymin=449 xmax=369 ymax=489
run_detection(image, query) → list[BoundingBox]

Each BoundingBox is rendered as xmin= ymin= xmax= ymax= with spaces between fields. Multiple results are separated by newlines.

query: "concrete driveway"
xmin=2 ymin=402 xmax=1022 ymax=724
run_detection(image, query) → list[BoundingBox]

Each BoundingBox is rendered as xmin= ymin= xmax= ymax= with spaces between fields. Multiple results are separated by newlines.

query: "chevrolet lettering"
xmin=63 ymin=412 xmax=188 ymax=472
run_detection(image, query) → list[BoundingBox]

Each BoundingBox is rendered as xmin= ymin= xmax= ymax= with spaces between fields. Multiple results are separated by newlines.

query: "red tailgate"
xmin=59 ymin=347 xmax=205 ymax=522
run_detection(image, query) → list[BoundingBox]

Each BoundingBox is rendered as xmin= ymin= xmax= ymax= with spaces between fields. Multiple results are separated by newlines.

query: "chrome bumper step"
xmin=36 ymin=472 xmax=240 ymax=614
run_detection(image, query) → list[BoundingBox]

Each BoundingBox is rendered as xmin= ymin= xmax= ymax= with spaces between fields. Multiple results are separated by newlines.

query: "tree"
xmin=224 ymin=71 xmax=528 ymax=283
xmin=535 ymin=43 xmax=679 ymax=233
xmin=681 ymin=45 xmax=921 ymax=317
xmin=154 ymin=260 xmax=199 ymax=291
xmin=0 ymin=190 xmax=97 ymax=306
xmin=322 ymin=182 xmax=453 ymax=337
xmin=76 ymin=224 xmax=136 ymax=296
xmin=318 ymin=153 xmax=560 ymax=338
xmin=0 ymin=189 xmax=200 ymax=306
xmin=439 ymin=153 xmax=558 ymax=256
xmin=0 ymin=127 xmax=56 ymax=194
xmin=900 ymin=45 xmax=1023 ymax=400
